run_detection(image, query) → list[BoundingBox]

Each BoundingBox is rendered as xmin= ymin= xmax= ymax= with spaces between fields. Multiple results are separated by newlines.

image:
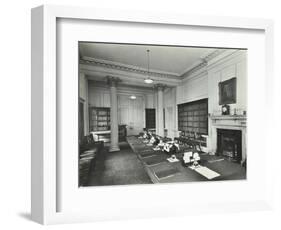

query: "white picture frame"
xmin=31 ymin=5 xmax=274 ymax=225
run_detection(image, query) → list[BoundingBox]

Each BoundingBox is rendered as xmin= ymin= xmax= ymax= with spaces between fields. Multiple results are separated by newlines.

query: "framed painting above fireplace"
xmin=219 ymin=77 xmax=237 ymax=105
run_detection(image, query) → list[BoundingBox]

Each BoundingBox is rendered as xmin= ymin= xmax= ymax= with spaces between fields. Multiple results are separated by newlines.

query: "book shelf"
xmin=89 ymin=107 xmax=110 ymax=132
xmin=178 ymin=99 xmax=208 ymax=135
xmin=89 ymin=107 xmax=127 ymax=143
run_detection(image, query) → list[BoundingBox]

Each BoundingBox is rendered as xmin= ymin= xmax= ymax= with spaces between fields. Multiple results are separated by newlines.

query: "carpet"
xmin=86 ymin=143 xmax=152 ymax=186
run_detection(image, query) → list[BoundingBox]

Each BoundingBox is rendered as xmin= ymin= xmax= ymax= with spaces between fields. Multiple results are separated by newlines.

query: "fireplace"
xmin=217 ymin=129 xmax=242 ymax=163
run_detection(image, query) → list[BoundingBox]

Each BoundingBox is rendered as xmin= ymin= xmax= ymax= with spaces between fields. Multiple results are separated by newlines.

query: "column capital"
xmin=107 ymin=76 xmax=120 ymax=87
xmin=154 ymin=83 xmax=166 ymax=91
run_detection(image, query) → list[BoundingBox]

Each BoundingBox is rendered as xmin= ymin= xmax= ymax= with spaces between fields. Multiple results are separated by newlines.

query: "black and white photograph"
xmin=78 ymin=42 xmax=247 ymax=187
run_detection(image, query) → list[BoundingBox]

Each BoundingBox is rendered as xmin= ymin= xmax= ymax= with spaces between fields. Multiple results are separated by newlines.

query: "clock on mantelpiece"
xmin=222 ymin=104 xmax=230 ymax=115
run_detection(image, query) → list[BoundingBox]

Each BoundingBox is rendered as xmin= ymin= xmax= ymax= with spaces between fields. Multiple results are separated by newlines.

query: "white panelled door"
xmin=129 ymin=96 xmax=144 ymax=135
xmin=166 ymin=106 xmax=174 ymax=139
xmin=118 ymin=95 xmax=144 ymax=136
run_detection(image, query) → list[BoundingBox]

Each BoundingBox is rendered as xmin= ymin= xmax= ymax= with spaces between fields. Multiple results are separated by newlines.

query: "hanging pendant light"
xmin=144 ymin=49 xmax=154 ymax=84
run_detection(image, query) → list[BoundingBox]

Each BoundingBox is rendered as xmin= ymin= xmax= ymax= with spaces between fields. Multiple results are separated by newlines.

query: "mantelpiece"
xmin=209 ymin=114 xmax=247 ymax=163
xmin=210 ymin=115 xmax=247 ymax=127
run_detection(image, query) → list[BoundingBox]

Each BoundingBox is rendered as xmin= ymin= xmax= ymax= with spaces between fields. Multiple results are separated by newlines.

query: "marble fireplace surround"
xmin=209 ymin=115 xmax=247 ymax=164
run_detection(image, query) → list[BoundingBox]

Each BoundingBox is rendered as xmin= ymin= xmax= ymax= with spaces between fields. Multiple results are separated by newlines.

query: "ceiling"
xmin=79 ymin=42 xmax=217 ymax=76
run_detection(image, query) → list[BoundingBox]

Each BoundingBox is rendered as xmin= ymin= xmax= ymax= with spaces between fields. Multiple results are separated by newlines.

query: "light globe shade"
xmin=144 ymin=78 xmax=153 ymax=84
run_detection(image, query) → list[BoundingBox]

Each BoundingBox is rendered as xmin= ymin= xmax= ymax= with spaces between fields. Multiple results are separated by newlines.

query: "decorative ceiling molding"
xmin=88 ymin=80 xmax=156 ymax=93
xmin=181 ymin=49 xmax=231 ymax=79
xmin=80 ymin=57 xmax=180 ymax=81
xmin=80 ymin=49 xmax=240 ymax=85
xmin=181 ymin=61 xmax=208 ymax=78
xmin=203 ymin=49 xmax=226 ymax=62
xmin=80 ymin=63 xmax=181 ymax=87
xmin=206 ymin=49 xmax=242 ymax=69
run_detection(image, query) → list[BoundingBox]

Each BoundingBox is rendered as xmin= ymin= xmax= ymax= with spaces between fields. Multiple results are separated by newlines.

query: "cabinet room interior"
xmin=78 ymin=42 xmax=247 ymax=187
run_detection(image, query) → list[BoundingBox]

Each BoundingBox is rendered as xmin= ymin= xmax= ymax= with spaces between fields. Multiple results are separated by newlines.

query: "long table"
xmin=127 ymin=136 xmax=209 ymax=183
xmin=127 ymin=136 xmax=246 ymax=183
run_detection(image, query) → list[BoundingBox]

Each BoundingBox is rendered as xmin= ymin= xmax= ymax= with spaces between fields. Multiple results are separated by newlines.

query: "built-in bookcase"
xmin=178 ymin=98 xmax=208 ymax=135
xmin=89 ymin=107 xmax=110 ymax=132
xmin=89 ymin=107 xmax=127 ymax=142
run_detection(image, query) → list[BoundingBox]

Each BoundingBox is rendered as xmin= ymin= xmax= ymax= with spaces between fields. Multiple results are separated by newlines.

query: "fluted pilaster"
xmin=107 ymin=76 xmax=120 ymax=152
